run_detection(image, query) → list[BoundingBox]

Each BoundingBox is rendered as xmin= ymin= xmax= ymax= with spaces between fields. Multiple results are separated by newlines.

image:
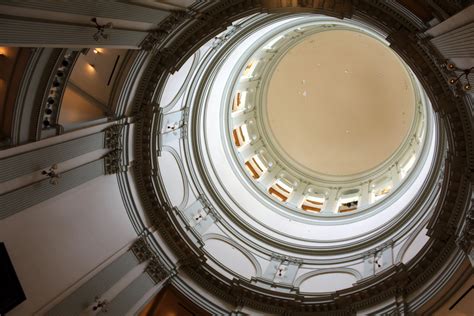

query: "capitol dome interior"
xmin=0 ymin=1 xmax=473 ymax=315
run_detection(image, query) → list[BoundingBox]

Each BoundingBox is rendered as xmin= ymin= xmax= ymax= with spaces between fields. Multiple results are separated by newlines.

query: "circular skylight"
xmin=227 ymin=21 xmax=429 ymax=217
xmin=189 ymin=14 xmax=438 ymax=250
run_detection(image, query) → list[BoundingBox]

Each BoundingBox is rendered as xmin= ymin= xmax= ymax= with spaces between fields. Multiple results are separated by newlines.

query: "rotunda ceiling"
xmin=265 ymin=29 xmax=416 ymax=176
xmin=128 ymin=2 xmax=471 ymax=311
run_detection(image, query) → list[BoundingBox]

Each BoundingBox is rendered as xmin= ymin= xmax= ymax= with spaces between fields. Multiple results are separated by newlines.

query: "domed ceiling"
xmin=227 ymin=20 xmax=429 ymax=218
xmin=128 ymin=1 xmax=472 ymax=314
xmin=266 ymin=29 xmax=416 ymax=176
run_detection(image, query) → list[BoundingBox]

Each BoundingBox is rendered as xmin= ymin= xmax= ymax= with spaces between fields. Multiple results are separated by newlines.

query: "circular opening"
xmin=226 ymin=22 xmax=430 ymax=217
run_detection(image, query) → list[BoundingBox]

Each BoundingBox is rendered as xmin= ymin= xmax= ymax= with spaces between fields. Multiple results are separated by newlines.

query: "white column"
xmin=232 ymin=111 xmax=254 ymax=127
xmin=258 ymin=166 xmax=281 ymax=189
xmin=287 ymin=182 xmax=305 ymax=206
xmin=321 ymin=188 xmax=338 ymax=214
xmin=391 ymin=163 xmax=401 ymax=187
xmin=359 ymin=182 xmax=371 ymax=208
xmin=238 ymin=140 xmax=263 ymax=161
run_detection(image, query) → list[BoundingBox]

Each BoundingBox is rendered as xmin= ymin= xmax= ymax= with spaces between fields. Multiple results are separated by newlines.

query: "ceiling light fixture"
xmin=91 ymin=18 xmax=113 ymax=41
xmin=92 ymin=296 xmax=108 ymax=313
xmin=41 ymin=164 xmax=60 ymax=185
xmin=445 ymin=61 xmax=473 ymax=91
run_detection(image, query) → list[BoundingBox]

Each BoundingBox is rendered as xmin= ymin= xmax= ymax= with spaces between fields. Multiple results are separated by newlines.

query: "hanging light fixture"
xmin=92 ymin=296 xmax=108 ymax=313
xmin=91 ymin=18 xmax=113 ymax=41
xmin=41 ymin=164 xmax=60 ymax=185
xmin=445 ymin=61 xmax=473 ymax=91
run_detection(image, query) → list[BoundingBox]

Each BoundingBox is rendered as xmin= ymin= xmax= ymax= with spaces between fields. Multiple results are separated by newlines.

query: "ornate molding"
xmin=141 ymin=10 xmax=193 ymax=51
xmin=457 ymin=195 xmax=474 ymax=254
xmin=131 ymin=236 xmax=154 ymax=263
xmin=104 ymin=149 xmax=127 ymax=174
xmin=131 ymin=237 xmax=173 ymax=284
xmin=146 ymin=257 xmax=172 ymax=285
xmin=104 ymin=123 xmax=124 ymax=150
xmin=104 ymin=123 xmax=128 ymax=174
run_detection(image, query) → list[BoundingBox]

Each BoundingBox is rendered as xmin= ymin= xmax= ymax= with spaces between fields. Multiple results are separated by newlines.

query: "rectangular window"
xmin=232 ymin=124 xmax=250 ymax=148
xmin=337 ymin=191 xmax=359 ymax=213
xmin=269 ymin=178 xmax=293 ymax=202
xmin=242 ymin=61 xmax=259 ymax=78
xmin=371 ymin=177 xmax=392 ymax=202
xmin=245 ymin=154 xmax=268 ymax=179
xmin=301 ymin=194 xmax=325 ymax=212
xmin=373 ymin=186 xmax=391 ymax=201
xmin=232 ymin=91 xmax=247 ymax=112
xmin=338 ymin=200 xmax=359 ymax=213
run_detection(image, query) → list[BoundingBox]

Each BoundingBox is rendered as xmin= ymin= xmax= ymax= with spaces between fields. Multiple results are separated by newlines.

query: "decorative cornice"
xmin=104 ymin=149 xmax=127 ymax=175
xmin=146 ymin=257 xmax=172 ymax=285
xmin=140 ymin=10 xmax=193 ymax=51
xmin=131 ymin=237 xmax=174 ymax=285
xmin=104 ymin=123 xmax=128 ymax=174
xmin=104 ymin=123 xmax=124 ymax=150
xmin=457 ymin=194 xmax=474 ymax=254
xmin=131 ymin=236 xmax=154 ymax=263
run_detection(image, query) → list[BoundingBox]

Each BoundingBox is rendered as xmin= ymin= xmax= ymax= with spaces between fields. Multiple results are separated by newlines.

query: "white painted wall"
xmin=401 ymin=227 xmax=430 ymax=264
xmin=204 ymin=238 xmax=257 ymax=279
xmin=299 ymin=272 xmax=357 ymax=293
xmin=0 ymin=175 xmax=137 ymax=315
xmin=160 ymin=54 xmax=195 ymax=107
xmin=158 ymin=150 xmax=185 ymax=207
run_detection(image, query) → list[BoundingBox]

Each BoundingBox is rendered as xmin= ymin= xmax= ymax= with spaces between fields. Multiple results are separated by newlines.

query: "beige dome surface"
xmin=265 ymin=30 xmax=415 ymax=176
